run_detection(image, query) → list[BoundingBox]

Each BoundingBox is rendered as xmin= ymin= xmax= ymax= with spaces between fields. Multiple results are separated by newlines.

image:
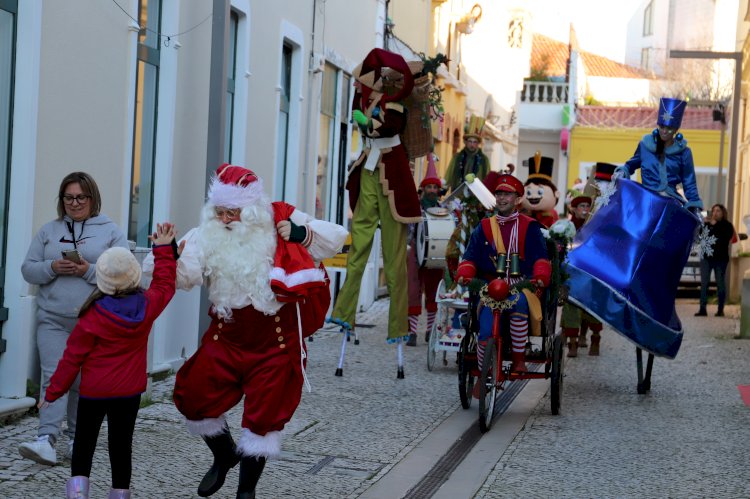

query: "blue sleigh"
xmin=565 ymin=178 xmax=699 ymax=393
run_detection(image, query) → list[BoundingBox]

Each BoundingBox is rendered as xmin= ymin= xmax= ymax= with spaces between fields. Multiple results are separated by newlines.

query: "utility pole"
xmin=714 ymin=103 xmax=726 ymax=205
xmin=201 ymin=0 xmax=231 ymax=335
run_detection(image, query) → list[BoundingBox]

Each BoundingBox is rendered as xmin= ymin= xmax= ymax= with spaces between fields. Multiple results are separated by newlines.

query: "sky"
xmin=531 ymin=0 xmax=643 ymax=63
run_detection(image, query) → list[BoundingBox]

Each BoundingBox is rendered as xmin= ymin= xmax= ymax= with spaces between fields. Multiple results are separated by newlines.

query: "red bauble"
xmin=488 ymin=278 xmax=510 ymax=301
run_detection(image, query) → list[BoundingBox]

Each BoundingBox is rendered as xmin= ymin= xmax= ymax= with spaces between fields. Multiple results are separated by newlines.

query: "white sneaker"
xmin=18 ymin=435 xmax=57 ymax=465
xmin=66 ymin=439 xmax=74 ymax=460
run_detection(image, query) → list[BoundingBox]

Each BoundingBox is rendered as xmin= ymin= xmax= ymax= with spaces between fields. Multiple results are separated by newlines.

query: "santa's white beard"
xmin=197 ymin=203 xmax=281 ymax=318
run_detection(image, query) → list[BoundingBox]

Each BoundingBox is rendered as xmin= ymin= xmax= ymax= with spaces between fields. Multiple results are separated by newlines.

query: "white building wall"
xmin=625 ymin=0 xmax=671 ymax=75
xmin=456 ymin=0 xmax=530 ymax=168
xmin=586 ymin=77 xmax=651 ymax=105
xmin=625 ymin=0 xmax=738 ymax=83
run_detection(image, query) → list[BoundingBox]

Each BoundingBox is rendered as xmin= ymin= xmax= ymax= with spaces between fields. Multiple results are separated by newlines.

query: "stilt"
xmin=335 ymin=329 xmax=347 ymax=377
xmin=328 ymin=318 xmax=353 ymax=376
xmin=636 ymin=348 xmax=654 ymax=394
xmin=396 ymin=342 xmax=405 ymax=379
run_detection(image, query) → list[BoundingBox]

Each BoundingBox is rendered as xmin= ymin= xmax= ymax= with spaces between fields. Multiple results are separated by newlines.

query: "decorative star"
xmin=661 ymin=111 xmax=673 ymax=123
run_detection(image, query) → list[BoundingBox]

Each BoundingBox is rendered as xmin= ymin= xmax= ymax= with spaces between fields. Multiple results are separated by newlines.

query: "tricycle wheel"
xmin=458 ymin=334 xmax=475 ymax=409
xmin=478 ymin=338 xmax=498 ymax=433
xmin=550 ymin=333 xmax=564 ymax=415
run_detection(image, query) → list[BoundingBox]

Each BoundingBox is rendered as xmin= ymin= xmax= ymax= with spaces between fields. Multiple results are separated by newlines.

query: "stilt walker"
xmin=329 ymin=48 xmax=422 ymax=378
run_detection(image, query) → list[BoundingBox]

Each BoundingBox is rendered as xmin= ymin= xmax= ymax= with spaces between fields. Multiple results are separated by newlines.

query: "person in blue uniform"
xmin=566 ymin=97 xmax=702 ymax=359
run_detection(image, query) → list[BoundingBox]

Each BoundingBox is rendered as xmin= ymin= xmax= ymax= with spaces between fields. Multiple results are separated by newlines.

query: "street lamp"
xmin=668 ymin=50 xmax=741 ymax=223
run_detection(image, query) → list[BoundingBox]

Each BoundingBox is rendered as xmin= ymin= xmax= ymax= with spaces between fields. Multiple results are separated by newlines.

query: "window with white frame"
xmin=276 ymin=43 xmax=292 ymax=200
xmin=224 ymin=10 xmax=239 ymax=163
xmin=0 ymin=0 xmax=17 ymax=339
xmin=643 ymin=1 xmax=653 ymax=36
xmin=641 ymin=47 xmax=651 ymax=70
xmin=317 ymin=64 xmax=336 ymax=220
xmin=129 ymin=0 xmax=161 ymax=246
xmin=317 ymin=65 xmax=353 ymax=224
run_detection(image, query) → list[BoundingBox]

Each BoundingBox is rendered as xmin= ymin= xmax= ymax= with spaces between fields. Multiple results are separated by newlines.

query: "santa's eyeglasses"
xmin=214 ymin=207 xmax=242 ymax=220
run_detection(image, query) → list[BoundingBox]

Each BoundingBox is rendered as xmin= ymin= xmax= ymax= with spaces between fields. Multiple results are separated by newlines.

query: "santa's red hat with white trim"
xmin=208 ymin=163 xmax=265 ymax=208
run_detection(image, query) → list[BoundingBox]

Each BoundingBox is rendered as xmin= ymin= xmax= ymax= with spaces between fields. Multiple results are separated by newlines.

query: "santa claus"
xmin=144 ymin=164 xmax=346 ymax=498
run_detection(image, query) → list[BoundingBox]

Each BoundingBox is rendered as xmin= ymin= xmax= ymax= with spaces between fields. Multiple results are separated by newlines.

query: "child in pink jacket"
xmin=42 ymin=223 xmax=182 ymax=499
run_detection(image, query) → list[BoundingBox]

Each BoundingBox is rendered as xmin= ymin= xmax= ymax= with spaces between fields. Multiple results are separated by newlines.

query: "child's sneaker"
xmin=18 ymin=435 xmax=56 ymax=465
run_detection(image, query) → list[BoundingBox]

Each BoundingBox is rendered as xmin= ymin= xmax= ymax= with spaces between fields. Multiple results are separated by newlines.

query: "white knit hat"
xmin=96 ymin=247 xmax=142 ymax=295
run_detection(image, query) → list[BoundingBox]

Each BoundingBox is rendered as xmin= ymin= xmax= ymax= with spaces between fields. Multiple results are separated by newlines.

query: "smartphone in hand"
xmin=61 ymin=249 xmax=82 ymax=264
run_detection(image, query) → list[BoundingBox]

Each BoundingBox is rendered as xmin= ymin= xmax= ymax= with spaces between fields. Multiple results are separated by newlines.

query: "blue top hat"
xmin=657 ymin=97 xmax=687 ymax=129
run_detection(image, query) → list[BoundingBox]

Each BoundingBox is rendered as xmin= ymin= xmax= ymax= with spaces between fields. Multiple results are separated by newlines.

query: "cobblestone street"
xmin=1 ymin=299 xmax=748 ymax=498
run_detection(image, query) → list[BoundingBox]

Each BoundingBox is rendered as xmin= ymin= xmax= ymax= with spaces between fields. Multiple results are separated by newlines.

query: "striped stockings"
xmin=408 ymin=315 xmax=419 ymax=335
xmin=425 ymin=311 xmax=436 ymax=336
xmin=510 ymin=314 xmax=528 ymax=353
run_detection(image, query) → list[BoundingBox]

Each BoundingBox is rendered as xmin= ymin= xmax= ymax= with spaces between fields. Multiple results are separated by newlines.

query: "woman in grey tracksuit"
xmin=18 ymin=172 xmax=127 ymax=466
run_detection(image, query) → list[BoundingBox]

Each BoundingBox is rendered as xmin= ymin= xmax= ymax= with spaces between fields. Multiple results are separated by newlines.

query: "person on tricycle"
xmin=455 ymin=174 xmax=552 ymax=375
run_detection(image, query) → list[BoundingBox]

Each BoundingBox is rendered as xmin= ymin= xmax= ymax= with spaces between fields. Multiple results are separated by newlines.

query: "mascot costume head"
xmin=521 ymin=152 xmax=559 ymax=228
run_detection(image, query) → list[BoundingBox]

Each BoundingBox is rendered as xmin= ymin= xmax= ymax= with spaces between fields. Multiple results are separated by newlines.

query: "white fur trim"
xmin=208 ymin=176 xmax=266 ymax=209
xmin=185 ymin=415 xmax=227 ymax=437
xmin=237 ymin=428 xmax=281 ymax=458
xmin=269 ymin=267 xmax=325 ymax=289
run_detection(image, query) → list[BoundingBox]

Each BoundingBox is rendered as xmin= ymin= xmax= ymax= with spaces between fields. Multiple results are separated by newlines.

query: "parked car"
xmin=680 ymin=243 xmax=706 ymax=288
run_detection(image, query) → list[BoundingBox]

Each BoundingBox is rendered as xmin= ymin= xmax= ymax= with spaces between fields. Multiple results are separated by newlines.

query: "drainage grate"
xmin=403 ymin=377 xmax=532 ymax=499
xmin=306 ymin=455 xmax=336 ymax=474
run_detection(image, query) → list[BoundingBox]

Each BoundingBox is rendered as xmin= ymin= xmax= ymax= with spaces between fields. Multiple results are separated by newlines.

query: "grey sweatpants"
xmin=36 ymin=309 xmax=80 ymax=443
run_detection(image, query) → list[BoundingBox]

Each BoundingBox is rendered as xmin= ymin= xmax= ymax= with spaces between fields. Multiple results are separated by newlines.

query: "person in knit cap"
xmin=406 ymin=153 xmax=446 ymax=346
xmin=455 ymin=174 xmax=552 ymax=375
xmin=42 ymin=223 xmax=179 ymax=499
xmin=328 ymin=48 xmax=421 ymax=378
xmin=142 ymin=164 xmax=346 ymax=498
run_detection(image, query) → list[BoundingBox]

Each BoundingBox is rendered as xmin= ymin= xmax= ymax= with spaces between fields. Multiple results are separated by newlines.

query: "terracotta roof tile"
xmin=530 ymin=34 xmax=649 ymax=80
xmin=576 ymin=106 xmax=724 ymax=130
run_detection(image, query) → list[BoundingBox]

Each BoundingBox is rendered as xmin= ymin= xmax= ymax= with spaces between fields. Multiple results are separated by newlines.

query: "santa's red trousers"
xmin=174 ymin=304 xmax=304 ymax=436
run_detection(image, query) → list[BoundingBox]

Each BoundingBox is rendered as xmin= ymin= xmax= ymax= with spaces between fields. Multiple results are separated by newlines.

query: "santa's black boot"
xmin=236 ymin=456 xmax=266 ymax=499
xmin=198 ymin=429 xmax=241 ymax=497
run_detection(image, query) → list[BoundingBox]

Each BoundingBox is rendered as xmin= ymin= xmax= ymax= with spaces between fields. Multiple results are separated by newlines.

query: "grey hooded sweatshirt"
xmin=22 ymin=214 xmax=128 ymax=318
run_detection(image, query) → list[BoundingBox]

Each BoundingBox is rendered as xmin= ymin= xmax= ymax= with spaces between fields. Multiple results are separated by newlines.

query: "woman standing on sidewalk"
xmin=19 ymin=172 xmax=128 ymax=466
xmin=696 ymin=204 xmax=736 ymax=317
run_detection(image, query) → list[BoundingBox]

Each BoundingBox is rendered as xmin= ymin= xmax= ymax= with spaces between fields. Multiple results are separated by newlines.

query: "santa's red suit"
xmin=143 ymin=164 xmax=346 ymax=496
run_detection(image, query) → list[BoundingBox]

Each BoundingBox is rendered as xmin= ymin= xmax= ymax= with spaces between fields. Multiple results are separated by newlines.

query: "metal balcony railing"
xmin=521 ymin=81 xmax=569 ymax=103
